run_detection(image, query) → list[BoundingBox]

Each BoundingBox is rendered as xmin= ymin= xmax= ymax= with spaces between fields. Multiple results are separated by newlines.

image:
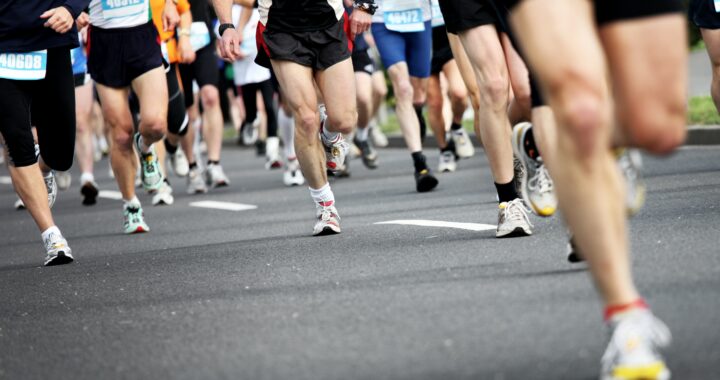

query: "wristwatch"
xmin=218 ymin=23 xmax=235 ymax=37
xmin=177 ymin=27 xmax=191 ymax=37
xmin=353 ymin=1 xmax=378 ymax=15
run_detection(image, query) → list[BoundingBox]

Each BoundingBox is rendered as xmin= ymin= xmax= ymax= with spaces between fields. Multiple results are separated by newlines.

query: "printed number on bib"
xmin=383 ymin=0 xmax=426 ymax=32
xmin=102 ymin=0 xmax=146 ymax=20
xmin=0 ymin=51 xmax=47 ymax=80
xmin=189 ymin=22 xmax=211 ymax=51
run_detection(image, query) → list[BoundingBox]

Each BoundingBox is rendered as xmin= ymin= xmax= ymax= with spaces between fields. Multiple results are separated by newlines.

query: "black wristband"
xmin=218 ymin=23 xmax=235 ymax=37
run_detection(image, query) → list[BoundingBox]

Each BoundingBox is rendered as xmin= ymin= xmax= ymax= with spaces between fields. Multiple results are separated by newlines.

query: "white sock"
xmin=80 ymin=172 xmax=95 ymax=185
xmin=309 ymin=183 xmax=334 ymax=207
xmin=138 ymin=135 xmax=152 ymax=154
xmin=356 ymin=126 xmax=370 ymax=141
xmin=123 ymin=196 xmax=141 ymax=209
xmin=41 ymin=225 xmax=61 ymax=242
xmin=279 ymin=109 xmax=296 ymax=159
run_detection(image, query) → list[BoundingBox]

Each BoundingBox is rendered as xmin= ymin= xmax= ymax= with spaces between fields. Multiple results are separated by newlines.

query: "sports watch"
xmin=353 ymin=1 xmax=378 ymax=15
xmin=218 ymin=23 xmax=235 ymax=37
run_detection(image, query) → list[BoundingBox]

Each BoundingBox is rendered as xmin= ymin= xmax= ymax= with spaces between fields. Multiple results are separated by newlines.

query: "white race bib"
xmin=431 ymin=0 xmax=444 ymax=28
xmin=102 ymin=0 xmax=146 ymax=20
xmin=383 ymin=0 xmax=426 ymax=33
xmin=0 ymin=50 xmax=47 ymax=80
xmin=189 ymin=22 xmax=211 ymax=52
xmin=715 ymin=0 xmax=720 ymax=12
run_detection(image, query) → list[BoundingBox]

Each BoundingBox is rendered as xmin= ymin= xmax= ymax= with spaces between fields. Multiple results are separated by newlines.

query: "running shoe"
xmin=450 ymin=129 xmax=475 ymax=158
xmin=43 ymin=231 xmax=73 ymax=266
xmin=265 ymin=137 xmax=283 ymax=170
xmin=152 ymin=180 xmax=175 ymax=206
xmin=14 ymin=198 xmax=25 ymax=210
xmin=206 ymin=163 xmax=230 ymax=188
xmin=566 ymin=234 xmax=583 ymax=263
xmin=353 ymin=137 xmax=378 ymax=169
xmin=240 ymin=122 xmax=258 ymax=146
xmin=617 ymin=148 xmax=646 ymax=216
xmin=169 ymin=148 xmax=189 ymax=177
xmin=512 ymin=122 xmax=557 ymax=217
xmin=55 ymin=171 xmax=72 ymax=190
xmin=80 ymin=180 xmax=99 ymax=206
xmin=133 ymin=133 xmax=164 ymax=192
xmin=335 ymin=157 xmax=351 ymax=178
xmin=187 ymin=167 xmax=208 ymax=194
xmin=319 ymin=105 xmax=350 ymax=173
xmin=414 ymin=168 xmax=439 ymax=193
xmin=284 ymin=158 xmax=305 ymax=187
xmin=601 ymin=309 xmax=671 ymax=380
xmin=438 ymin=150 xmax=457 ymax=173
xmin=44 ymin=171 xmax=58 ymax=208
xmin=123 ymin=200 xmax=150 ymax=234
xmin=371 ymin=124 xmax=389 ymax=148
xmin=513 ymin=155 xmax=525 ymax=196
xmin=313 ymin=203 xmax=341 ymax=236
xmin=496 ymin=198 xmax=533 ymax=238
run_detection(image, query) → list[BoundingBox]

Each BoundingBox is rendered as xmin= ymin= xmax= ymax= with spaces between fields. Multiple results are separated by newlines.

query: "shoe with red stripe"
xmin=313 ymin=202 xmax=341 ymax=236
xmin=123 ymin=200 xmax=150 ymax=234
xmin=319 ymin=105 xmax=350 ymax=173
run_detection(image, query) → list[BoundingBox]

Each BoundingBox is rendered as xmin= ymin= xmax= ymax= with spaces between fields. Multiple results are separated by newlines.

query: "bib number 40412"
xmin=384 ymin=8 xmax=425 ymax=33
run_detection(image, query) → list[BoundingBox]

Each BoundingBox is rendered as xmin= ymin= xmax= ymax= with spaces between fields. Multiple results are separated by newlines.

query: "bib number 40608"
xmin=0 ymin=51 xmax=48 ymax=80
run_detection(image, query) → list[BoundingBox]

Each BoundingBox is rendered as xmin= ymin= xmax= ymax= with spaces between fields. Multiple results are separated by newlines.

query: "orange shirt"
xmin=151 ymin=0 xmax=191 ymax=64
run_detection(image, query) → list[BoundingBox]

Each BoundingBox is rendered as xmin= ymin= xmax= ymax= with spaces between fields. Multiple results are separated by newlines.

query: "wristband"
xmin=353 ymin=1 xmax=378 ymax=15
xmin=218 ymin=23 xmax=235 ymax=37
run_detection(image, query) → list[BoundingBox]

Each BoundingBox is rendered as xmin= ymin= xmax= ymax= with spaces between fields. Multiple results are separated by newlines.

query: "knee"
xmin=556 ymin=92 xmax=606 ymax=158
xmin=112 ymin=127 xmax=135 ymax=151
xmin=394 ymin=80 xmax=414 ymax=103
xmin=201 ymin=86 xmax=220 ymax=109
xmin=142 ymin=114 xmax=167 ymax=141
xmin=327 ymin=109 xmax=357 ymax=135
xmin=479 ymin=75 xmax=509 ymax=108
xmin=448 ymin=84 xmax=468 ymax=106
xmin=622 ymin=102 xmax=686 ymax=155
xmin=295 ymin=108 xmax=320 ymax=136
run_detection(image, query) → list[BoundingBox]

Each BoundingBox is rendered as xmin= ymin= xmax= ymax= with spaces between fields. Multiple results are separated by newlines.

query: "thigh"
xmin=457 ymin=24 xmax=509 ymax=87
xmin=96 ymin=83 xmax=133 ymax=131
xmin=314 ymin=58 xmax=356 ymax=120
xmin=501 ymin=32 xmax=530 ymax=101
xmin=131 ymin=66 xmax=169 ymax=124
xmin=441 ymin=59 xmax=467 ymax=98
xmin=270 ymin=60 xmax=318 ymax=115
xmin=447 ymin=32 xmax=479 ymax=97
xmin=702 ymin=28 xmax=720 ymax=68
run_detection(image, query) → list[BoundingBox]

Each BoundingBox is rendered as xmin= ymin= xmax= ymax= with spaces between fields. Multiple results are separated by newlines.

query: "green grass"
xmin=688 ymin=96 xmax=720 ymax=125
xmin=380 ymin=112 xmax=475 ymax=135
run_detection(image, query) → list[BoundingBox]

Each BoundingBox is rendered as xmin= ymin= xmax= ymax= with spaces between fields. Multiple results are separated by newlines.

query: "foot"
xmin=80 ymin=180 xmax=99 ymax=206
xmin=43 ymin=231 xmax=74 ymax=266
xmin=169 ymin=148 xmax=189 ymax=177
xmin=354 ymin=137 xmax=379 ymax=169
xmin=55 ymin=171 xmax=72 ymax=190
xmin=319 ymin=106 xmax=350 ymax=173
xmin=187 ymin=167 xmax=208 ymax=194
xmin=313 ymin=203 xmax=341 ymax=236
xmin=617 ymin=148 xmax=646 ymax=216
xmin=512 ymin=122 xmax=557 ymax=217
xmin=438 ymin=150 xmax=457 ymax=173
xmin=240 ymin=122 xmax=258 ymax=146
xmin=370 ymin=124 xmax=389 ymax=148
xmin=283 ymin=158 xmax=305 ymax=187
xmin=152 ymin=180 xmax=175 ymax=206
xmin=43 ymin=171 xmax=58 ymax=208
xmin=601 ymin=309 xmax=671 ymax=380
xmin=265 ymin=137 xmax=283 ymax=170
xmin=496 ymin=198 xmax=533 ymax=238
xmin=414 ymin=168 xmax=439 ymax=193
xmin=134 ymin=133 xmax=164 ymax=192
xmin=566 ymin=234 xmax=583 ymax=263
xmin=450 ymin=128 xmax=475 ymax=158
xmin=206 ymin=163 xmax=230 ymax=188
xmin=123 ymin=200 xmax=150 ymax=234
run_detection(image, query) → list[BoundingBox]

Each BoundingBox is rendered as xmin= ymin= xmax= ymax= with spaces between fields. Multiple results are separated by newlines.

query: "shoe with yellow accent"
xmin=601 ymin=309 xmax=671 ymax=380
xmin=512 ymin=122 xmax=557 ymax=217
xmin=43 ymin=232 xmax=73 ymax=266
xmin=414 ymin=167 xmax=439 ymax=193
xmin=134 ymin=133 xmax=164 ymax=192
xmin=616 ymin=148 xmax=645 ymax=216
xmin=496 ymin=198 xmax=533 ymax=238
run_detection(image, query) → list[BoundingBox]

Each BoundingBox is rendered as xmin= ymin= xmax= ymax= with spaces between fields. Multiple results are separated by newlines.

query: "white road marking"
xmin=98 ymin=190 xmax=123 ymax=200
xmin=0 ymin=176 xmax=11 ymax=185
xmin=375 ymin=220 xmax=496 ymax=232
xmin=189 ymin=200 xmax=257 ymax=212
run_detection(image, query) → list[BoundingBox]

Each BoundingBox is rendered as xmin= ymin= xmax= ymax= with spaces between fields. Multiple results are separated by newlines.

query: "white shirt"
xmin=89 ymin=0 xmax=151 ymax=29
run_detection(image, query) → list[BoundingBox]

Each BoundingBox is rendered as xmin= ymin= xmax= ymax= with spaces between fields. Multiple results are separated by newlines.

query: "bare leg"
xmin=9 ymin=164 xmax=54 ymax=231
xmin=387 ymin=62 xmax=423 ymax=152
xmin=74 ymin=82 xmax=95 ymax=178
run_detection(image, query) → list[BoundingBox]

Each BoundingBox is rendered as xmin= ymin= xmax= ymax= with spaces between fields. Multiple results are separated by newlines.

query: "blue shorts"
xmin=371 ymin=21 xmax=432 ymax=78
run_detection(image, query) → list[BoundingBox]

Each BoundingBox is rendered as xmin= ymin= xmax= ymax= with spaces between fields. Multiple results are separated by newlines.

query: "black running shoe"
xmin=567 ymin=236 xmax=584 ymax=263
xmin=414 ymin=168 xmax=438 ymax=193
xmin=81 ymin=181 xmax=99 ymax=206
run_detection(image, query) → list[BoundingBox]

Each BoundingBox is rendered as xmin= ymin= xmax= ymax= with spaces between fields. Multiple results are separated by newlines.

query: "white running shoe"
xmin=55 ymin=171 xmax=72 ymax=190
xmin=44 ymin=171 xmax=58 ymax=208
xmin=601 ymin=309 xmax=671 ymax=380
xmin=206 ymin=163 xmax=230 ymax=188
xmin=370 ymin=124 xmax=389 ymax=148
xmin=450 ymin=129 xmax=475 ymax=158
xmin=283 ymin=158 xmax=305 ymax=187
xmin=241 ymin=122 xmax=259 ymax=146
xmin=313 ymin=203 xmax=341 ymax=236
xmin=319 ymin=105 xmax=350 ymax=173
xmin=438 ymin=150 xmax=457 ymax=173
xmin=496 ymin=198 xmax=533 ymax=238
xmin=617 ymin=148 xmax=646 ymax=216
xmin=15 ymin=198 xmax=25 ymax=210
xmin=187 ymin=167 xmax=208 ymax=194
xmin=152 ymin=181 xmax=175 ymax=206
xmin=169 ymin=148 xmax=189 ymax=177
xmin=43 ymin=231 xmax=74 ymax=266
xmin=265 ymin=137 xmax=283 ymax=170
xmin=512 ymin=122 xmax=557 ymax=217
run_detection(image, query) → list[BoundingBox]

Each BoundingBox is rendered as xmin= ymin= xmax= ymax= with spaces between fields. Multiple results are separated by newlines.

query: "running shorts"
xmin=690 ymin=0 xmax=720 ymax=29
xmin=255 ymin=14 xmax=353 ymax=70
xmin=504 ymin=0 xmax=683 ymax=25
xmin=179 ymin=44 xmax=220 ymax=108
xmin=87 ymin=21 xmax=163 ymax=88
xmin=438 ymin=0 xmax=507 ymax=34
xmin=371 ymin=21 xmax=432 ymax=78
xmin=73 ymin=73 xmax=89 ymax=87
xmin=431 ymin=26 xmax=454 ymax=75
xmin=352 ymin=48 xmax=375 ymax=75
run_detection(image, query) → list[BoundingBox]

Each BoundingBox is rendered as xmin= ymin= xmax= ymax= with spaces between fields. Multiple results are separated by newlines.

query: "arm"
xmin=211 ymin=0 xmax=242 ymax=60
xmin=235 ymin=4 xmax=253 ymax=35
xmin=176 ymin=9 xmax=196 ymax=63
xmin=62 ymin=0 xmax=91 ymax=19
xmin=40 ymin=0 xmax=91 ymax=34
xmin=163 ymin=0 xmax=181 ymax=31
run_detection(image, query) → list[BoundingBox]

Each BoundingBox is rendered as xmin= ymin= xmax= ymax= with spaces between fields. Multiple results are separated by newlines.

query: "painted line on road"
xmin=375 ymin=220 xmax=496 ymax=232
xmin=0 ymin=176 xmax=11 ymax=185
xmin=189 ymin=200 xmax=257 ymax=212
xmin=99 ymin=190 xmax=123 ymax=200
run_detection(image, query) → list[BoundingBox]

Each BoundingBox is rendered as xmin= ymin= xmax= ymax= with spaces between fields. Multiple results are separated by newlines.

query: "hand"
xmin=349 ymin=7 xmax=372 ymax=41
xmin=218 ymin=28 xmax=242 ymax=61
xmin=76 ymin=11 xmax=89 ymax=30
xmin=40 ymin=6 xmax=74 ymax=34
xmin=178 ymin=37 xmax=196 ymax=64
xmin=162 ymin=1 xmax=180 ymax=32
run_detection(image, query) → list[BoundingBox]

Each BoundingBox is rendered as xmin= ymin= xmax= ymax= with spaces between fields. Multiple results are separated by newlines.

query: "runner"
xmin=213 ymin=0 xmax=372 ymax=235
xmin=507 ymin=0 xmax=686 ymax=378
xmin=0 ymin=0 xmax=90 ymax=265
xmin=691 ymin=0 xmax=720 ymax=115
xmin=88 ymin=0 xmax=179 ymax=233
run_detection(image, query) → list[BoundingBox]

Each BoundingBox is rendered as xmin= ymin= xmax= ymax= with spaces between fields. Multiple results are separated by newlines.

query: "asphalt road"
xmin=1 ymin=145 xmax=719 ymax=380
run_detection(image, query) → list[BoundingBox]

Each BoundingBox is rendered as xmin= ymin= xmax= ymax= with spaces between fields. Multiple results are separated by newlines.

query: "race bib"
xmin=71 ymin=46 xmax=87 ymax=76
xmin=102 ymin=0 xmax=146 ymax=20
xmin=384 ymin=8 xmax=424 ymax=32
xmin=0 ymin=50 xmax=47 ymax=80
xmin=431 ymin=0 xmax=444 ymax=28
xmin=715 ymin=0 xmax=720 ymax=12
xmin=189 ymin=22 xmax=211 ymax=51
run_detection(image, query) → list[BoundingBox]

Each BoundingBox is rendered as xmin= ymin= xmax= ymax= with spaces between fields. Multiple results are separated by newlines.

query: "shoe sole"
xmin=45 ymin=251 xmax=74 ymax=266
xmin=496 ymin=227 xmax=532 ymax=238
xmin=416 ymin=175 xmax=439 ymax=193
xmin=126 ymin=226 xmax=149 ymax=234
xmin=313 ymin=226 xmax=341 ymax=236
xmin=81 ymin=184 xmax=99 ymax=206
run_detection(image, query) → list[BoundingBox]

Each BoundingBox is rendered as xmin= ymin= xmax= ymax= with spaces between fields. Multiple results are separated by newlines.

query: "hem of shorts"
xmin=445 ymin=18 xmax=496 ymax=35
xmin=597 ymin=7 xmax=684 ymax=25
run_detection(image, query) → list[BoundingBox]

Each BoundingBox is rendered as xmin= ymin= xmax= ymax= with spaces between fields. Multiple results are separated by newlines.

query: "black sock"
xmin=523 ymin=127 xmax=540 ymax=161
xmin=163 ymin=139 xmax=178 ymax=154
xmin=450 ymin=122 xmax=462 ymax=131
xmin=411 ymin=151 xmax=428 ymax=172
xmin=495 ymin=180 xmax=519 ymax=203
xmin=207 ymin=160 xmax=220 ymax=166
xmin=414 ymin=104 xmax=427 ymax=140
xmin=188 ymin=162 xmax=197 ymax=170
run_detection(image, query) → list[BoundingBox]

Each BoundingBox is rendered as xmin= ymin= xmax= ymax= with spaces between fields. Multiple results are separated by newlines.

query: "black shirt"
xmin=0 ymin=0 xmax=90 ymax=53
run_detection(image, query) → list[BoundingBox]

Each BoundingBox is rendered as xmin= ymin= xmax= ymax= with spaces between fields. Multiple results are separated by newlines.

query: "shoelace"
xmin=44 ymin=232 xmax=63 ymax=251
xmin=504 ymin=199 xmax=533 ymax=228
xmin=317 ymin=206 xmax=339 ymax=222
xmin=528 ymin=163 xmax=554 ymax=195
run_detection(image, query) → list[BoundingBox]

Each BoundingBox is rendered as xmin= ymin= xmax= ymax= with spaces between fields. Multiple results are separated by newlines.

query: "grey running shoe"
xmin=152 ymin=180 xmax=175 ymax=206
xmin=354 ymin=137 xmax=379 ymax=169
xmin=187 ymin=167 xmax=208 ymax=194
xmin=313 ymin=203 xmax=341 ymax=236
xmin=43 ymin=231 xmax=74 ymax=266
xmin=206 ymin=163 xmax=230 ymax=188
xmin=438 ymin=150 xmax=457 ymax=173
xmin=512 ymin=122 xmax=557 ymax=217
xmin=601 ymin=309 xmax=671 ymax=380
xmin=617 ymin=148 xmax=646 ymax=216
xmin=496 ymin=198 xmax=533 ymax=238
xmin=283 ymin=158 xmax=305 ymax=187
xmin=134 ymin=133 xmax=164 ymax=192
xmin=44 ymin=171 xmax=58 ymax=208
xmin=450 ymin=128 xmax=475 ymax=158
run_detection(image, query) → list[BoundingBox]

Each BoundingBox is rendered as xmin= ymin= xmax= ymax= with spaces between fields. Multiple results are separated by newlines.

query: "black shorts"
xmin=431 ymin=26 xmax=454 ymax=75
xmin=690 ymin=0 xmax=720 ymax=29
xmin=87 ymin=21 xmax=163 ymax=88
xmin=256 ymin=14 xmax=353 ymax=70
xmin=179 ymin=44 xmax=220 ymax=108
xmin=595 ymin=0 xmax=683 ymax=25
xmin=352 ymin=48 xmax=375 ymax=75
xmin=73 ymin=73 xmax=89 ymax=87
xmin=438 ymin=0 xmax=509 ymax=34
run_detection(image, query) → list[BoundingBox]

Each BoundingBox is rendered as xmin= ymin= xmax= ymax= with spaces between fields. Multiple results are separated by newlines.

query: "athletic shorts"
xmin=73 ymin=73 xmax=89 ymax=87
xmin=179 ymin=44 xmax=220 ymax=108
xmin=371 ymin=21 xmax=432 ymax=78
xmin=352 ymin=48 xmax=375 ymax=75
xmin=255 ymin=14 xmax=353 ymax=70
xmin=438 ymin=0 xmax=508 ymax=34
xmin=431 ymin=26 xmax=454 ymax=75
xmin=504 ymin=0 xmax=683 ymax=25
xmin=87 ymin=21 xmax=163 ymax=88
xmin=690 ymin=0 xmax=720 ymax=29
